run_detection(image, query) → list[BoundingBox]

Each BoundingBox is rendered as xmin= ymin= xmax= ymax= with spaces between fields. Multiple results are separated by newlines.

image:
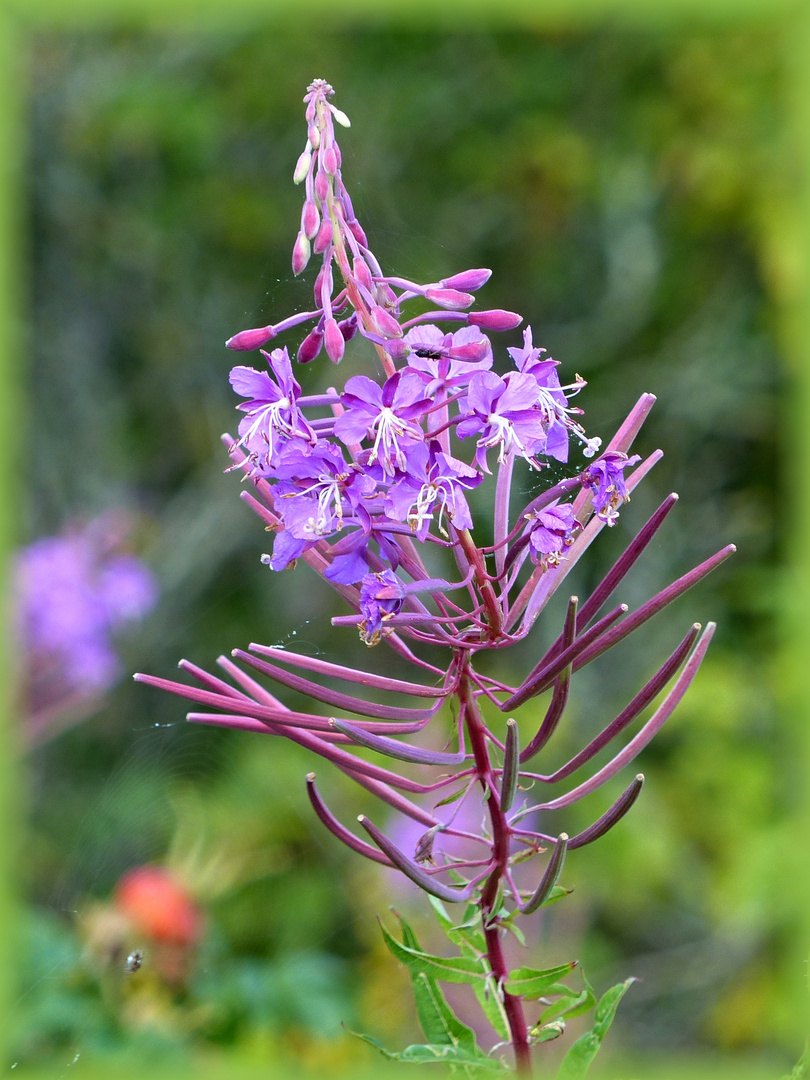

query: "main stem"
xmin=458 ymin=656 xmax=532 ymax=1075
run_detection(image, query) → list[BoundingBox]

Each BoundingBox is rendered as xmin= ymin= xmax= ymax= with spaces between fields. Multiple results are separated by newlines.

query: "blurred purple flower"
xmin=16 ymin=515 xmax=157 ymax=741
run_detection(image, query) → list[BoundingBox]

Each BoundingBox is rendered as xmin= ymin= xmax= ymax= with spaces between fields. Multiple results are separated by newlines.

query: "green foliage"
xmin=781 ymin=1043 xmax=810 ymax=1080
xmin=555 ymin=978 xmax=637 ymax=1080
xmin=353 ymin=910 xmax=506 ymax=1074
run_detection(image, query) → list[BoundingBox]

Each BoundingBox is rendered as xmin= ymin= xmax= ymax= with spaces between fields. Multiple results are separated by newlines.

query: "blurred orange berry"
xmin=115 ymin=866 xmax=203 ymax=946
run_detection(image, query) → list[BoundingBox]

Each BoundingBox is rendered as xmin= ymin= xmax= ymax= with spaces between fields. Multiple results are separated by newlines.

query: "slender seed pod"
xmin=521 ymin=834 xmax=568 ymax=914
xmin=501 ymin=719 xmax=519 ymax=812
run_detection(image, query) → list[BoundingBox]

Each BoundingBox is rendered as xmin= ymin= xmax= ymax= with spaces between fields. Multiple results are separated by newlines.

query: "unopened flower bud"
xmin=293 ymin=146 xmax=312 ymax=185
xmin=313 ymin=219 xmax=333 ymax=255
xmin=302 ymin=199 xmax=320 ymax=239
xmin=371 ymin=305 xmax=403 ymax=339
xmin=323 ymin=145 xmax=338 ymax=176
xmin=385 ymin=339 xmax=411 ymax=361
xmin=468 ymin=308 xmax=523 ymax=331
xmin=315 ymin=169 xmax=329 ymax=202
xmin=307 ymin=122 xmax=320 ymax=150
xmin=352 ymin=256 xmax=374 ymax=292
xmin=292 ymin=231 xmax=311 ymax=276
xmin=340 ymin=189 xmax=355 ymax=222
xmin=225 ymin=324 xmax=277 ymax=351
xmin=330 ymin=105 xmax=351 ymax=128
xmin=441 ymin=268 xmax=492 ymax=292
xmin=297 ymin=326 xmax=323 ymax=363
xmin=425 ymin=287 xmax=475 ymax=311
xmin=347 ymin=219 xmax=368 ymax=247
xmin=449 ymin=339 xmax=490 ymax=362
xmin=338 ymin=313 xmax=358 ymax=342
xmin=324 ymin=318 xmax=345 ymax=362
xmin=314 ymin=264 xmax=333 ymax=303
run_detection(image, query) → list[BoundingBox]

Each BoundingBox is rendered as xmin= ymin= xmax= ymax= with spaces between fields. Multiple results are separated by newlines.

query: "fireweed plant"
xmin=136 ymin=80 xmax=735 ymax=1075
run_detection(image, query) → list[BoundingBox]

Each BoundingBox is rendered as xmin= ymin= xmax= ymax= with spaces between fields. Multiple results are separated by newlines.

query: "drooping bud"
xmin=384 ymin=339 xmax=412 ymax=362
xmin=448 ymin=339 xmax=490 ymax=362
xmin=314 ymin=169 xmax=329 ymax=202
xmin=293 ymin=146 xmax=312 ymax=185
xmin=313 ymin=219 xmax=333 ymax=255
xmin=352 ymin=256 xmax=374 ymax=293
xmin=371 ymin=305 xmax=403 ymax=339
xmin=441 ymin=268 xmax=492 ymax=292
xmin=468 ymin=309 xmax=523 ymax=331
xmin=338 ymin=313 xmax=358 ymax=341
xmin=322 ymin=145 xmax=338 ymax=176
xmin=225 ymin=324 xmax=277 ymax=351
xmin=424 ymin=288 xmax=475 ymax=311
xmin=297 ymin=326 xmax=324 ymax=363
xmin=307 ymin=122 xmax=320 ymax=150
xmin=347 ymin=219 xmax=368 ymax=247
xmin=324 ymin=318 xmax=345 ymax=363
xmin=292 ymin=231 xmax=311 ymax=276
xmin=302 ymin=199 xmax=320 ymax=240
xmin=330 ymin=105 xmax=351 ymax=128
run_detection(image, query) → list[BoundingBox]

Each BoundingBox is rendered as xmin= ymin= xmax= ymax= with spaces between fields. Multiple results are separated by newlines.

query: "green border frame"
xmin=1 ymin=2 xmax=808 ymax=1078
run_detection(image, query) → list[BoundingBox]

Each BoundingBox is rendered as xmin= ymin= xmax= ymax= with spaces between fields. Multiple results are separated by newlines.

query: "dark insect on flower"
xmin=124 ymin=950 xmax=143 ymax=973
xmin=414 ymin=348 xmax=444 ymax=359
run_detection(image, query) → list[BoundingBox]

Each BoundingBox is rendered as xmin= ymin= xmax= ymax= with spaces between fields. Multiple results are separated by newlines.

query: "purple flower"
xmin=358 ymin=569 xmax=405 ymax=645
xmin=384 ymin=441 xmax=482 ymax=541
xmin=17 ymin=518 xmax=157 ymax=695
xmin=264 ymin=440 xmax=375 ymax=570
xmin=508 ymin=327 xmax=602 ymax=462
xmin=457 ymin=370 xmax=551 ymax=472
xmin=582 ymin=451 xmax=642 ymax=525
xmin=523 ymin=502 xmax=580 ymax=568
xmin=404 ymin=325 xmax=493 ymax=397
xmin=333 ymin=370 xmax=431 ymax=476
xmin=229 ymin=347 xmax=316 ymax=473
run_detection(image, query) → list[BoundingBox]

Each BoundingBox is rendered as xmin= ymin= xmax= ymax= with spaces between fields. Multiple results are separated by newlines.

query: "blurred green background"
xmin=13 ymin=22 xmax=797 ymax=1075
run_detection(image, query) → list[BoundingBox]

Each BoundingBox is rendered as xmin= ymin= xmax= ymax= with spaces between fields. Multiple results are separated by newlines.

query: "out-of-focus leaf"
xmin=346 ymin=1027 xmax=509 ymax=1071
xmin=555 ymin=977 xmax=637 ymax=1080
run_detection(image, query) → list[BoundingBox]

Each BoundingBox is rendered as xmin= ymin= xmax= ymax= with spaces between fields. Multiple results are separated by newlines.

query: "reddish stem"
xmin=459 ymin=660 xmax=532 ymax=1075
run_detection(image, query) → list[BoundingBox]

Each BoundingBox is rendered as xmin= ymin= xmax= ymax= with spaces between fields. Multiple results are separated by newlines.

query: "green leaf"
xmin=346 ymin=1028 xmax=509 ymax=1072
xmin=504 ymin=961 xmax=579 ymax=999
xmin=555 ymin=977 xmax=637 ymax=1080
xmin=391 ymin=910 xmax=481 ymax=1053
xmin=380 ymin=917 xmax=489 ymax=986
xmin=429 ymin=895 xmax=487 ymax=955
xmin=781 ymin=1042 xmax=810 ymax=1080
xmin=434 ymin=786 xmax=468 ymax=808
xmin=531 ymin=1019 xmax=566 ymax=1044
xmin=413 ymin=972 xmax=480 ymax=1051
xmin=539 ymin=884 xmax=574 ymax=907
xmin=471 ymin=974 xmax=510 ymax=1041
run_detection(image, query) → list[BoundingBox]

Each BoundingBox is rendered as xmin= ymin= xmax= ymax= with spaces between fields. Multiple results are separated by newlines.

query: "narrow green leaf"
xmin=504 ymin=960 xmax=578 ymax=999
xmin=434 ymin=785 xmax=468 ymax=808
xmin=391 ymin=910 xmax=484 ymax=1049
xmin=555 ymin=977 xmax=637 ymax=1080
xmin=380 ymin=918 xmax=489 ymax=985
xmin=781 ymin=1042 xmax=810 ymax=1080
xmin=471 ymin=974 xmax=510 ymax=1041
xmin=345 ymin=1027 xmax=508 ymax=1072
xmin=538 ymin=988 xmax=591 ymax=1026
xmin=413 ymin=971 xmax=479 ymax=1051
